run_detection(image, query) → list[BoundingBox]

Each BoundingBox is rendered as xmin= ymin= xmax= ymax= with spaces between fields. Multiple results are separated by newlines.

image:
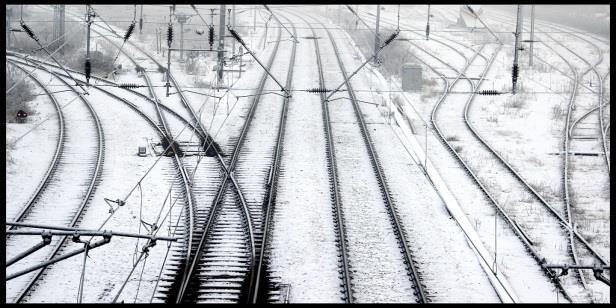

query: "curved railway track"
xmin=7 ymin=55 xmax=232 ymax=303
xmin=249 ymin=14 xmax=298 ymax=304
xmin=359 ymin=9 xmax=583 ymax=301
xmin=407 ymin=9 xmax=608 ymax=301
xmin=165 ymin=17 xmax=289 ymax=304
xmin=7 ymin=64 xmax=65 ymax=226
xmin=5 ymin=60 xmax=105 ymax=304
xmin=483 ymin=13 xmax=611 ymax=277
xmin=396 ymin=7 xmax=610 ymax=266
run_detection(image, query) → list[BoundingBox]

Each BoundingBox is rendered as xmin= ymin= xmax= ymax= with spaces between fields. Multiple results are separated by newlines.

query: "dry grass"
xmin=6 ymin=68 xmax=35 ymax=123
xmin=446 ymin=135 xmax=460 ymax=142
xmin=486 ymin=114 xmax=499 ymax=124
xmin=551 ymin=103 xmax=566 ymax=120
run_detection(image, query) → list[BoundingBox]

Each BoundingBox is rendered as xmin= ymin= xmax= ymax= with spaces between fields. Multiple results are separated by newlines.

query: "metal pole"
xmin=59 ymin=5 xmax=65 ymax=55
xmin=239 ymin=46 xmax=243 ymax=79
xmin=375 ymin=5 xmax=381 ymax=64
xmin=85 ymin=5 xmax=92 ymax=85
xmin=218 ymin=5 xmax=226 ymax=86
xmin=426 ymin=5 xmax=431 ymax=40
xmin=7 ymin=8 xmax=11 ymax=49
xmin=166 ymin=6 xmax=172 ymax=97
xmin=139 ymin=4 xmax=143 ymax=34
xmin=253 ymin=5 xmax=257 ymax=33
xmin=529 ymin=5 xmax=535 ymax=67
xmin=77 ymin=243 xmax=88 ymax=303
xmin=179 ymin=17 xmax=184 ymax=61
xmin=512 ymin=5 xmax=522 ymax=94
xmin=424 ymin=123 xmax=428 ymax=172
xmin=494 ymin=209 xmax=497 ymax=275
xmin=6 ymin=236 xmax=51 ymax=267
xmin=6 ymin=238 xmax=110 ymax=281
xmin=232 ymin=5 xmax=236 ymax=56
xmin=355 ymin=5 xmax=359 ymax=29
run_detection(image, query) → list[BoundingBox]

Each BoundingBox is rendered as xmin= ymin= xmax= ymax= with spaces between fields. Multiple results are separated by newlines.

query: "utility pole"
xmin=176 ymin=13 xmax=190 ymax=61
xmin=217 ymin=5 xmax=226 ymax=86
xmin=53 ymin=5 xmax=65 ymax=55
xmin=166 ymin=6 xmax=173 ymax=97
xmin=139 ymin=5 xmax=143 ymax=34
xmin=231 ymin=5 xmax=236 ymax=57
xmin=529 ymin=5 xmax=535 ymax=67
xmin=85 ymin=5 xmax=93 ymax=85
xmin=426 ymin=5 xmax=431 ymax=40
xmin=512 ymin=5 xmax=522 ymax=94
xmin=6 ymin=8 xmax=12 ymax=49
xmin=374 ymin=5 xmax=381 ymax=64
xmin=253 ymin=5 xmax=257 ymax=33
xmin=355 ymin=5 xmax=359 ymax=29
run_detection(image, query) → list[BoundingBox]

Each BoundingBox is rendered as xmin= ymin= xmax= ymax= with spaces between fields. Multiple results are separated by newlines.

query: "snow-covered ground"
xmin=6 ymin=4 xmax=609 ymax=303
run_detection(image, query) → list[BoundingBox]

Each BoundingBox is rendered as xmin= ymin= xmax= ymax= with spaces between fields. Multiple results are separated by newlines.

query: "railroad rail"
xmin=250 ymin=13 xmax=298 ymax=304
xmin=290 ymin=11 xmax=353 ymax=303
xmin=6 ymin=59 xmax=105 ymax=304
xmin=364 ymin=10 xmax=577 ymax=301
xmin=315 ymin=15 xmax=428 ymax=303
xmin=7 ymin=64 xmax=65 ymax=226
xmin=166 ymin=17 xmax=287 ymax=304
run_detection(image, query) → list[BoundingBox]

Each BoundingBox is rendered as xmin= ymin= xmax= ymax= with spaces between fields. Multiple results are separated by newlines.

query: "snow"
xmin=6 ymin=75 xmax=59 ymax=222
xmin=6 ymin=4 xmax=609 ymax=304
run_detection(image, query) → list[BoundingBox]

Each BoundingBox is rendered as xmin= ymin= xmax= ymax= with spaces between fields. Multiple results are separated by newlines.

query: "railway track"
xmin=164 ymin=17 xmax=292 ymax=304
xmin=7 ymin=56 xmax=208 ymax=302
xmin=7 ymin=65 xmax=65 ymax=226
xmin=418 ymin=9 xmax=608 ymax=301
xmin=486 ymin=10 xmax=611 ymax=273
xmin=358 ymin=9 xmax=582 ymax=301
xmin=288 ymin=11 xmax=353 ymax=303
xmin=310 ymin=14 xmax=427 ymax=303
xmin=5 ymin=60 xmax=105 ymax=304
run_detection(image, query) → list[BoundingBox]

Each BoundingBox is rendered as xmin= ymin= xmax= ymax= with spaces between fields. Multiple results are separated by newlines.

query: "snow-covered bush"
xmin=5 ymin=68 xmax=35 ymax=123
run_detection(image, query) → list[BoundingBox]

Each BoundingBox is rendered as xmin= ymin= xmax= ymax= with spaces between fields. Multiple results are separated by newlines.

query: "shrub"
xmin=6 ymin=68 xmax=35 ymax=123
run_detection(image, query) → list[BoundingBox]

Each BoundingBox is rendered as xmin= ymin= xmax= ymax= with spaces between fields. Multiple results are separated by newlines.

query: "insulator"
xmin=139 ymin=18 xmax=143 ymax=32
xmin=307 ymin=87 xmax=330 ymax=93
xmin=425 ymin=24 xmax=430 ymax=39
xmin=167 ymin=24 xmax=173 ymax=47
xmin=478 ymin=90 xmax=501 ymax=95
xmin=85 ymin=59 xmax=91 ymax=81
xmin=20 ymin=21 xmax=38 ymax=41
xmin=208 ymin=26 xmax=215 ymax=48
xmin=227 ymin=27 xmax=245 ymax=45
xmin=124 ymin=21 xmax=136 ymax=42
xmin=382 ymin=31 xmax=399 ymax=47
xmin=512 ymin=65 xmax=519 ymax=81
xmin=119 ymin=83 xmax=142 ymax=88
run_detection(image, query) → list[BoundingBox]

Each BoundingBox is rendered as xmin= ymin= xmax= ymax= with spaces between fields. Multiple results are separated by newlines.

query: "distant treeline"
xmin=488 ymin=5 xmax=609 ymax=39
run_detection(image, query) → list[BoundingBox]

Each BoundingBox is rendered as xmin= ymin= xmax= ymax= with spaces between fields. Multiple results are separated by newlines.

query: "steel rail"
xmin=174 ymin=19 xmax=282 ymax=304
xmin=249 ymin=13 xmax=297 ymax=304
xmin=318 ymin=17 xmax=428 ymax=303
xmin=293 ymin=12 xmax=353 ymax=303
xmin=480 ymin=14 xmax=610 ymax=267
xmin=407 ymin=36 xmax=575 ymax=301
xmin=6 ymin=60 xmax=105 ymax=304
xmin=8 ymin=56 xmax=200 ymax=303
xmin=83 ymin=23 xmax=197 ymax=278
xmin=7 ymin=64 xmax=65 ymax=228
